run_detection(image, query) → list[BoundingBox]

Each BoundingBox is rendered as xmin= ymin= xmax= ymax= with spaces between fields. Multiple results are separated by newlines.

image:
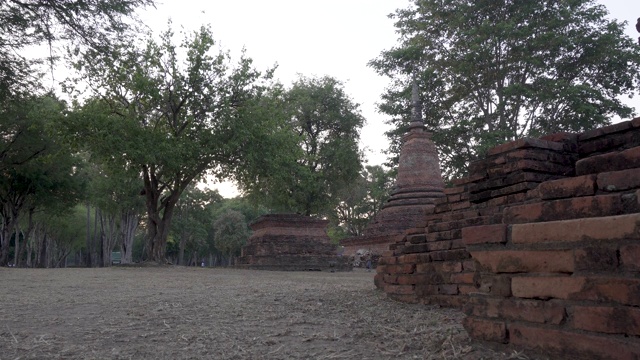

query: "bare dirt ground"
xmin=0 ymin=267 xmax=540 ymax=359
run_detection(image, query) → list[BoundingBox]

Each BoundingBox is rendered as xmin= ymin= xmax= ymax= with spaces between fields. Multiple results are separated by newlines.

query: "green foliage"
xmin=213 ymin=209 xmax=249 ymax=259
xmin=236 ymin=75 xmax=365 ymax=217
xmin=0 ymin=95 xmax=86 ymax=266
xmin=65 ymin=24 xmax=277 ymax=262
xmin=370 ymin=0 xmax=640 ymax=180
xmin=171 ymin=185 xmax=222 ymax=264
xmin=211 ymin=197 xmax=268 ymax=225
xmin=38 ymin=205 xmax=87 ymax=265
xmin=0 ymin=0 xmax=153 ymax=100
xmin=332 ymin=165 xmax=394 ymax=237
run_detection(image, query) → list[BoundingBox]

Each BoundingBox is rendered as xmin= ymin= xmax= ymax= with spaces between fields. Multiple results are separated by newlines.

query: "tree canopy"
xmin=213 ymin=209 xmax=249 ymax=265
xmin=370 ymin=0 xmax=640 ymax=179
xmin=65 ymin=25 xmax=277 ymax=263
xmin=1 ymin=0 xmax=153 ymax=100
xmin=0 ymin=95 xmax=85 ymax=266
xmin=236 ymin=75 xmax=365 ymax=217
xmin=332 ymin=165 xmax=394 ymax=238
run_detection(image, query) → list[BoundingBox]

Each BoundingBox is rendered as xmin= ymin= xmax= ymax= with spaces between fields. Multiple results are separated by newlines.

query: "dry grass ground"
xmin=0 ymin=267 xmax=541 ymax=359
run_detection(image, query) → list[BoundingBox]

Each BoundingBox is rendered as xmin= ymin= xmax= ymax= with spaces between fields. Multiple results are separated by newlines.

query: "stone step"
xmin=503 ymin=192 xmax=640 ymax=224
xmin=576 ymin=146 xmax=640 ymax=175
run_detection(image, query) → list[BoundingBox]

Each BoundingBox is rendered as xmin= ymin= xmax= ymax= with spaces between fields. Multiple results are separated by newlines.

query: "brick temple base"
xmin=236 ymin=214 xmax=351 ymax=271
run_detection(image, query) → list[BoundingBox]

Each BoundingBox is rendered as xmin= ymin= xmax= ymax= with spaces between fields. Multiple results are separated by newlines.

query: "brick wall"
xmin=376 ymin=137 xmax=576 ymax=306
xmin=237 ymin=214 xmax=351 ymax=271
xmin=376 ymin=118 xmax=640 ymax=359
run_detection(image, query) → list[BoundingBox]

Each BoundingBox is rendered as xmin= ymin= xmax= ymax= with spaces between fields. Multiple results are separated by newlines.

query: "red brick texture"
xmin=237 ymin=214 xmax=350 ymax=271
xmin=375 ymin=119 xmax=640 ymax=359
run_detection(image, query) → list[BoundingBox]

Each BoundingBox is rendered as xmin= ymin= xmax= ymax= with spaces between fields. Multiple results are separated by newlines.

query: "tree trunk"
xmin=86 ymin=202 xmax=92 ymax=267
xmin=142 ymin=164 xmax=192 ymax=264
xmin=36 ymin=228 xmax=46 ymax=268
xmin=144 ymin=193 xmax=179 ymax=263
xmin=0 ymin=203 xmax=20 ymax=266
xmin=120 ymin=211 xmax=138 ymax=264
xmin=178 ymin=239 xmax=185 ymax=266
xmin=26 ymin=239 xmax=33 ymax=267
xmin=100 ymin=212 xmax=117 ymax=267
xmin=13 ymin=227 xmax=20 ymax=267
xmin=23 ymin=209 xmax=35 ymax=268
xmin=93 ymin=207 xmax=101 ymax=267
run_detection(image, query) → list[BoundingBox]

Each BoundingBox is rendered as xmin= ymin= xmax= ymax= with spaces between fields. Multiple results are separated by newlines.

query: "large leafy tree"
xmin=370 ymin=0 xmax=640 ymax=179
xmin=0 ymin=0 xmax=153 ymax=100
xmin=66 ymin=25 xmax=277 ymax=263
xmin=237 ymin=76 xmax=365 ymax=217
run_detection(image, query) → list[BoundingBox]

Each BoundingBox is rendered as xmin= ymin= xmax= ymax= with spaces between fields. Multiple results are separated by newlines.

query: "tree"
xmin=213 ymin=209 xmax=249 ymax=266
xmin=25 ymin=205 xmax=86 ymax=268
xmin=171 ymin=185 xmax=222 ymax=266
xmin=370 ymin=0 xmax=640 ymax=179
xmin=66 ymin=25 xmax=276 ymax=263
xmin=0 ymin=0 xmax=153 ymax=100
xmin=237 ymin=75 xmax=365 ymax=217
xmin=85 ymin=162 xmax=145 ymax=266
xmin=333 ymin=165 xmax=394 ymax=237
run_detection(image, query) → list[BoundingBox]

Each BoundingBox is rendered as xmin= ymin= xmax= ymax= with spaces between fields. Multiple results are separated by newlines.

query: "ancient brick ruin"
xmin=341 ymin=83 xmax=445 ymax=259
xmin=236 ymin=214 xmax=350 ymax=271
xmin=376 ymin=118 xmax=640 ymax=359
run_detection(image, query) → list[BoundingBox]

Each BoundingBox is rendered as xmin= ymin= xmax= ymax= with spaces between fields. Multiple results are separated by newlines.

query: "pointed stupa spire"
xmin=410 ymin=79 xmax=423 ymax=129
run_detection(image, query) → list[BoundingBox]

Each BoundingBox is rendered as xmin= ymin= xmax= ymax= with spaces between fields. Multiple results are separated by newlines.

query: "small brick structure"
xmin=236 ymin=214 xmax=350 ymax=271
xmin=376 ymin=118 xmax=640 ymax=359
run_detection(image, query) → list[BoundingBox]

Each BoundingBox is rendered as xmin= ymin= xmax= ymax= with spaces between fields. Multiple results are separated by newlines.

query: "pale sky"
xmin=135 ymin=0 xmax=640 ymax=197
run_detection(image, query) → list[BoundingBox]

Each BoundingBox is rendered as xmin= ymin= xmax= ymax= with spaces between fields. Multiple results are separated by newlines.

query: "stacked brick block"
xmin=464 ymin=119 xmax=640 ymax=359
xmin=376 ymin=118 xmax=640 ymax=358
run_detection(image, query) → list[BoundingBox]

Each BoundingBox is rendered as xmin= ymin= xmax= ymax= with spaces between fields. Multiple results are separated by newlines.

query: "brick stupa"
xmin=341 ymin=82 xmax=445 ymax=256
xmin=236 ymin=214 xmax=351 ymax=271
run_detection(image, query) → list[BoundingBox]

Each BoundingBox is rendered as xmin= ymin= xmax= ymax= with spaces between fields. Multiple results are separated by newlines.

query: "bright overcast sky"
xmin=136 ymin=0 xmax=640 ymax=197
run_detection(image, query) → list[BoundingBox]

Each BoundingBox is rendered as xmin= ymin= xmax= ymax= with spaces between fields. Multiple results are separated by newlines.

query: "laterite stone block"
xmin=462 ymin=224 xmax=507 ymax=245
xmin=470 ymin=250 xmax=574 ymax=273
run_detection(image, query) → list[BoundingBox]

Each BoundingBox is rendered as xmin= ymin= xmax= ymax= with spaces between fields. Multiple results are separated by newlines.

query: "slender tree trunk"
xmin=86 ymin=202 xmax=92 ymax=267
xmin=178 ymin=239 xmax=185 ymax=266
xmin=120 ymin=211 xmax=138 ymax=264
xmin=36 ymin=228 xmax=46 ymax=268
xmin=23 ymin=209 xmax=35 ymax=268
xmin=45 ymin=233 xmax=53 ymax=268
xmin=13 ymin=227 xmax=20 ymax=267
xmin=0 ymin=204 xmax=20 ymax=266
xmin=26 ymin=239 xmax=32 ymax=268
xmin=100 ymin=213 xmax=118 ymax=267
xmin=93 ymin=207 xmax=101 ymax=267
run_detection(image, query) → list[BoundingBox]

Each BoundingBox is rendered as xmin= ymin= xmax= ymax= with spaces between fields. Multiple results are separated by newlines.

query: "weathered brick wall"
xmin=377 ymin=118 xmax=640 ymax=359
xmin=376 ymin=137 xmax=576 ymax=306
xmin=237 ymin=214 xmax=351 ymax=271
